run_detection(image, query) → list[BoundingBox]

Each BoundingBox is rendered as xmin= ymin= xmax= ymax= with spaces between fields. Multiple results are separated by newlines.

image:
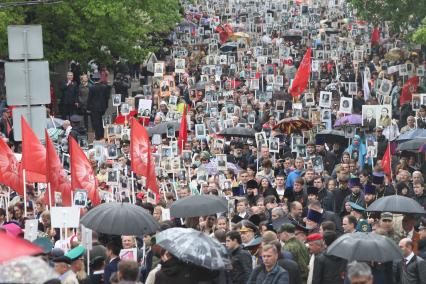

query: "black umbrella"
xmin=219 ymin=127 xmax=256 ymax=138
xmin=170 ymin=195 xmax=227 ymax=218
xmin=316 ymin=129 xmax=348 ymax=145
xmin=80 ymin=202 xmax=160 ymax=235
xmin=327 ymin=232 xmax=402 ymax=262
xmin=156 ymin=227 xmax=230 ymax=269
xmin=366 ymin=195 xmax=426 ymax=214
xmin=397 ymin=139 xmax=425 ymax=152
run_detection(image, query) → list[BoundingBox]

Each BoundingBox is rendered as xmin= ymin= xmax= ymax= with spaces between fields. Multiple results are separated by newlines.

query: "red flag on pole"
xmin=382 ymin=143 xmax=392 ymax=182
xmin=130 ymin=118 xmax=159 ymax=199
xmin=45 ymin=130 xmax=72 ymax=207
xmin=400 ymin=77 xmax=419 ymax=106
xmin=178 ymin=105 xmax=188 ymax=154
xmin=0 ymin=138 xmax=23 ymax=196
xmin=289 ymin=48 xmax=311 ymax=97
xmin=21 ymin=116 xmax=47 ymax=183
xmin=69 ymin=136 xmax=100 ymax=206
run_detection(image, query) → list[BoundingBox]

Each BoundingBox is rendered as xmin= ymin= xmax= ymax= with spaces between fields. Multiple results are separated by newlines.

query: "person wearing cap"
xmin=279 ymin=223 xmax=310 ymax=281
xmin=315 ymin=137 xmax=337 ymax=174
xmin=306 ymin=233 xmax=324 ymax=284
xmin=239 ymin=220 xmax=258 ymax=246
xmin=379 ymin=212 xmax=401 ymax=243
xmin=307 ymin=186 xmax=319 ymax=203
xmin=372 ymin=173 xmax=395 ymax=198
xmin=363 ymin=183 xmax=376 ymax=207
xmin=53 ymin=255 xmax=79 ymax=284
xmin=308 ymin=200 xmax=342 ymax=235
xmin=85 ymin=256 xmax=105 ymax=284
xmin=65 ymin=246 xmax=86 ymax=282
xmin=348 ymin=202 xmax=365 ymax=220
xmin=342 ymin=177 xmax=365 ymax=209
xmin=247 ymin=243 xmax=290 ymax=284
xmin=87 ymin=73 xmax=109 ymax=140
xmin=246 ymin=180 xmax=260 ymax=206
xmin=225 ymin=231 xmax=253 ymax=284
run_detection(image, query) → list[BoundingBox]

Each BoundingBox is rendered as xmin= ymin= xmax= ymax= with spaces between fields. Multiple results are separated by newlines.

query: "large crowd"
xmin=0 ymin=0 xmax=425 ymax=283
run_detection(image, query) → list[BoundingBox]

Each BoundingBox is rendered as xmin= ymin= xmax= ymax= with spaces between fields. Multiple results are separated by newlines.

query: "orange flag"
xmin=21 ymin=116 xmax=47 ymax=183
xmin=70 ymin=136 xmax=100 ymax=206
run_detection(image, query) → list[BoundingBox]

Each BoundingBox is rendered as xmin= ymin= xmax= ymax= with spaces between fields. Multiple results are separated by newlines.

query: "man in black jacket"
xmin=225 ymin=231 xmax=252 ymax=284
xmin=88 ymin=75 xmax=109 ymax=140
xmin=60 ymin=71 xmax=79 ymax=120
xmin=394 ymin=238 xmax=426 ymax=284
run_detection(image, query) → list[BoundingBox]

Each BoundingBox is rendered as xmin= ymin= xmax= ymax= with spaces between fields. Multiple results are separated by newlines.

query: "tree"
xmin=0 ymin=0 xmax=182 ymax=64
xmin=412 ymin=17 xmax=426 ymax=44
xmin=348 ymin=0 xmax=426 ymax=34
xmin=0 ymin=8 xmax=24 ymax=58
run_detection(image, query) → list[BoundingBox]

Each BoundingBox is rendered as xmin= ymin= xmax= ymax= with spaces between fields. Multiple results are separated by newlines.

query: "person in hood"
xmin=345 ymin=135 xmax=366 ymax=169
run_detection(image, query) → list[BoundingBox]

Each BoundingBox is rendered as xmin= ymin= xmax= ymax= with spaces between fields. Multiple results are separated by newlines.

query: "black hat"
xmin=247 ymin=179 xmax=258 ymax=189
xmin=248 ymin=214 xmax=261 ymax=226
xmin=372 ymin=174 xmax=384 ymax=185
xmin=363 ymin=184 xmax=376 ymax=195
xmin=315 ymin=137 xmax=325 ymax=146
xmin=52 ymin=255 xmax=72 ymax=265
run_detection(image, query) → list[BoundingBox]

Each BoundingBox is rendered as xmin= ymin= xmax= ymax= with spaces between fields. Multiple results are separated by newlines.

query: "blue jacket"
xmin=285 ymin=170 xmax=302 ymax=190
xmin=248 ymin=263 xmax=289 ymax=284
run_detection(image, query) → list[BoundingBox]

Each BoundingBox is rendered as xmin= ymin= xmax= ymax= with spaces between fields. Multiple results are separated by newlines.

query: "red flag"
xmin=178 ymin=105 xmax=188 ymax=153
xmin=45 ymin=130 xmax=72 ymax=207
xmin=130 ymin=118 xmax=159 ymax=199
xmin=289 ymin=48 xmax=311 ymax=97
xmin=69 ymin=136 xmax=100 ymax=206
xmin=0 ymin=138 xmax=23 ymax=196
xmin=382 ymin=143 xmax=392 ymax=182
xmin=21 ymin=116 xmax=47 ymax=183
xmin=371 ymin=28 xmax=380 ymax=46
xmin=5 ymin=119 xmax=11 ymax=137
xmin=400 ymin=77 xmax=419 ymax=106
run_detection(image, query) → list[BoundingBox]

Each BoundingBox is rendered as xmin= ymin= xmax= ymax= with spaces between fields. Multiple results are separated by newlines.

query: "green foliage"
xmin=348 ymin=0 xmax=426 ymax=34
xmin=412 ymin=17 xmax=426 ymax=44
xmin=0 ymin=0 xmax=182 ymax=63
xmin=0 ymin=8 xmax=25 ymax=57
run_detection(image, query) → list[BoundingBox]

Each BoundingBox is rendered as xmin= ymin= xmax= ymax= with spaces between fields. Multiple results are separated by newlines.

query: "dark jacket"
xmin=318 ymin=188 xmax=335 ymax=212
xmin=155 ymin=257 xmax=194 ymax=284
xmin=247 ymin=263 xmax=289 ymax=284
xmin=312 ymin=252 xmax=346 ymax=284
xmin=321 ymin=210 xmax=343 ymax=235
xmin=394 ymin=254 xmax=426 ymax=284
xmin=87 ymin=83 xmax=109 ymax=112
xmin=376 ymin=135 xmax=388 ymax=160
xmin=414 ymin=193 xmax=426 ymax=209
xmin=229 ymin=246 xmax=252 ymax=284
xmin=104 ymin=257 xmax=119 ymax=284
xmin=60 ymin=80 xmax=79 ymax=105
xmin=277 ymin=258 xmax=302 ymax=284
xmin=83 ymin=273 xmax=103 ymax=284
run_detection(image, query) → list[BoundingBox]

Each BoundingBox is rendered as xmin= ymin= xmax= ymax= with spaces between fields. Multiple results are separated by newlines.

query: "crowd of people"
xmin=0 ymin=0 xmax=426 ymax=283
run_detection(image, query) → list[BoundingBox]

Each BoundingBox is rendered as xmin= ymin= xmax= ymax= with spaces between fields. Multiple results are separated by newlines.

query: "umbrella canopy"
xmin=366 ymin=195 xmax=426 ymax=214
xmin=334 ymin=114 xmax=362 ymax=127
xmin=397 ymin=139 xmax=426 ymax=152
xmin=171 ymin=195 xmax=228 ymax=218
xmin=273 ymin=117 xmax=313 ymax=135
xmin=219 ymin=127 xmax=256 ymax=138
xmin=327 ymin=232 xmax=402 ymax=262
xmin=156 ymin=227 xmax=230 ymax=269
xmin=147 ymin=121 xmax=181 ymax=136
xmin=396 ymin=129 xmax=426 ymax=142
xmin=316 ymin=129 xmax=348 ymax=145
xmin=0 ymin=257 xmax=58 ymax=283
xmin=0 ymin=232 xmax=43 ymax=263
xmin=80 ymin=202 xmax=160 ymax=235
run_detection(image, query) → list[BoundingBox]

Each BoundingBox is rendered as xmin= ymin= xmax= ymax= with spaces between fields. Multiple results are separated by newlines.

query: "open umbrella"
xmin=0 ymin=257 xmax=58 ymax=283
xmin=273 ymin=117 xmax=313 ymax=135
xmin=171 ymin=195 xmax=228 ymax=218
xmin=316 ymin=129 xmax=348 ymax=145
xmin=0 ymin=232 xmax=43 ymax=263
xmin=219 ymin=127 xmax=256 ymax=138
xmin=397 ymin=139 xmax=426 ymax=152
xmin=80 ymin=202 xmax=160 ymax=235
xmin=147 ymin=121 xmax=181 ymax=136
xmin=366 ymin=195 xmax=426 ymax=214
xmin=156 ymin=227 xmax=230 ymax=269
xmin=327 ymin=232 xmax=402 ymax=262
xmin=396 ymin=129 xmax=426 ymax=142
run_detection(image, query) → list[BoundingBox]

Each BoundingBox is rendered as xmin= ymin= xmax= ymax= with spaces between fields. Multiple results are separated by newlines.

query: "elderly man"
xmin=347 ymin=261 xmax=373 ymax=284
xmin=247 ymin=244 xmax=289 ymax=284
xmin=401 ymin=116 xmax=416 ymax=134
xmin=53 ymin=255 xmax=79 ymax=284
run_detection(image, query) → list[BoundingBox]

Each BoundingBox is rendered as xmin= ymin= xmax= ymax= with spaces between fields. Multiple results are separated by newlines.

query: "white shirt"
xmin=405 ymin=252 xmax=415 ymax=264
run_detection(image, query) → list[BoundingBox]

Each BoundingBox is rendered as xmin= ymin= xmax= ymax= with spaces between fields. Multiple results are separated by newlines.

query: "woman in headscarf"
xmin=345 ymin=135 xmax=367 ymax=169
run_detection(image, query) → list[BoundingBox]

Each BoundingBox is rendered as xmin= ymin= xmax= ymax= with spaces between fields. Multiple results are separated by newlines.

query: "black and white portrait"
xmin=112 ymin=94 xmax=121 ymax=106
xmin=319 ymin=91 xmax=332 ymax=108
xmin=73 ymin=190 xmax=87 ymax=207
xmin=339 ymin=97 xmax=352 ymax=113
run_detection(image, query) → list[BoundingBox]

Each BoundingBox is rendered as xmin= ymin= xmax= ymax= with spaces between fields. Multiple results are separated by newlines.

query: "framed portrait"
xmin=339 ymin=97 xmax=353 ymax=114
xmin=216 ymin=154 xmax=227 ymax=171
xmin=319 ymin=91 xmax=332 ymax=108
xmin=112 ymin=94 xmax=121 ymax=106
xmin=107 ymin=168 xmax=119 ymax=185
xmin=269 ymin=137 xmax=280 ymax=153
xmin=195 ymin=124 xmax=206 ymax=138
xmin=256 ymin=132 xmax=268 ymax=147
xmin=73 ymin=190 xmax=87 ymax=207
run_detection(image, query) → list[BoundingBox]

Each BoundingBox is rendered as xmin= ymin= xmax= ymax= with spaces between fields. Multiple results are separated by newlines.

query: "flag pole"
xmin=23 ymin=169 xmax=27 ymax=217
xmin=131 ymin=171 xmax=136 ymax=204
xmin=48 ymin=182 xmax=52 ymax=208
